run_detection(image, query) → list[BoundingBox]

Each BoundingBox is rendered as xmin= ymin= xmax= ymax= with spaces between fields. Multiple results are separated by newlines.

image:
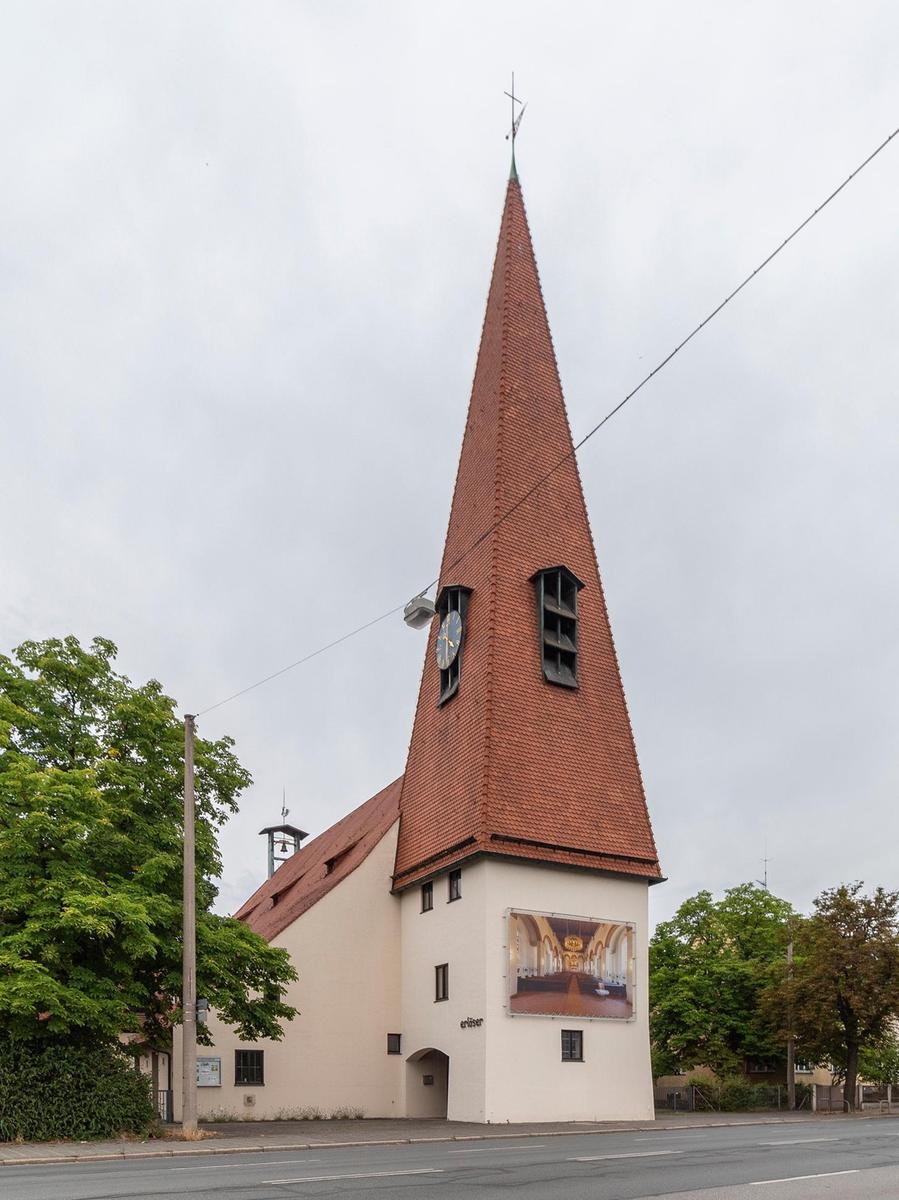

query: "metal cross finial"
xmin=504 ymin=73 xmax=527 ymax=167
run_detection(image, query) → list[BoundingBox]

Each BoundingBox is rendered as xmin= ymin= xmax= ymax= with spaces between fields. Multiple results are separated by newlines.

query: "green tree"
xmin=0 ymin=635 xmax=296 ymax=1049
xmin=859 ymin=1030 xmax=899 ymax=1091
xmin=777 ymin=884 xmax=899 ymax=1111
xmin=649 ymin=884 xmax=795 ymax=1079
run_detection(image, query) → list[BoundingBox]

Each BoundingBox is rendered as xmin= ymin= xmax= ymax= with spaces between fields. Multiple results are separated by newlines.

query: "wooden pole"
xmin=181 ymin=714 xmax=197 ymax=1133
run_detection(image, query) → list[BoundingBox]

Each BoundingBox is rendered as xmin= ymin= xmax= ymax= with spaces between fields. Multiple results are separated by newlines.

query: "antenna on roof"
xmin=756 ymin=838 xmax=772 ymax=891
xmin=504 ymin=72 xmax=526 ymax=179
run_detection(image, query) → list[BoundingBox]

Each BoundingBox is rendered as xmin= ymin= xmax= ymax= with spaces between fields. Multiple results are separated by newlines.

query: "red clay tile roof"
xmin=393 ymin=175 xmax=662 ymax=889
xmin=235 ymin=777 xmax=402 ymax=941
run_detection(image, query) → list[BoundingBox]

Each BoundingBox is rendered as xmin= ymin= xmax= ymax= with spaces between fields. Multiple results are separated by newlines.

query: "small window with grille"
xmin=235 ymin=1049 xmax=265 ymax=1085
xmin=532 ymin=566 xmax=584 ymax=688
xmin=435 ymin=585 xmax=471 ymax=705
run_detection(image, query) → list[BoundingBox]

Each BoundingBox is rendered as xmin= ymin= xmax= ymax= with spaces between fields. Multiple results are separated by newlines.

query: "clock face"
xmin=435 ymin=610 xmax=463 ymax=670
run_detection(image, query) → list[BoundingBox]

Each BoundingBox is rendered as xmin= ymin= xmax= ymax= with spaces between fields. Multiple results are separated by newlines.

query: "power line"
xmin=196 ymin=122 xmax=899 ymax=719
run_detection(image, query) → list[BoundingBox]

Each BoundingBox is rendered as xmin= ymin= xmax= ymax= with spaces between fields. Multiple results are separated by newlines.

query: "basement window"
xmin=532 ymin=566 xmax=585 ymax=688
xmin=235 ymin=1049 xmax=265 ymax=1085
xmin=561 ymin=1030 xmax=583 ymax=1062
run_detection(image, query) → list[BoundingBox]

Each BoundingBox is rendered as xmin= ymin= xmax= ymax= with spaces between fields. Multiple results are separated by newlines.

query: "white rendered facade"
xmin=174 ymin=837 xmax=654 ymax=1123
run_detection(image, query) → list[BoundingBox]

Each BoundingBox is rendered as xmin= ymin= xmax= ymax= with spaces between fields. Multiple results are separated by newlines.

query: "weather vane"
xmin=505 ymin=72 xmax=527 ymax=173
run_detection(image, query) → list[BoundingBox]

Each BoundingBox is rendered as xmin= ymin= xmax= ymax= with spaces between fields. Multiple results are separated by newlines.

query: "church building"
xmin=174 ymin=166 xmax=663 ymax=1123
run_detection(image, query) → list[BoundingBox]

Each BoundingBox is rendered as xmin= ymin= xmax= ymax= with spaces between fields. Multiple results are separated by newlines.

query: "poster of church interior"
xmin=507 ymin=910 xmax=635 ymax=1019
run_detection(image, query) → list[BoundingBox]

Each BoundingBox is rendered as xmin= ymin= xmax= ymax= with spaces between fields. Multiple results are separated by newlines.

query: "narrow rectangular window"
xmin=435 ymin=963 xmax=449 ymax=1002
xmin=561 ymin=1030 xmax=583 ymax=1062
xmin=387 ymin=1033 xmax=402 ymax=1055
xmin=421 ymin=881 xmax=433 ymax=912
xmin=448 ymin=868 xmax=462 ymax=902
xmin=235 ymin=1049 xmax=265 ymax=1085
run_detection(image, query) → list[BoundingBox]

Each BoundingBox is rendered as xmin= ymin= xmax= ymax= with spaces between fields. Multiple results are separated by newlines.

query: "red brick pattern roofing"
xmin=394 ymin=176 xmax=661 ymax=889
xmin=235 ymin=777 xmax=402 ymax=941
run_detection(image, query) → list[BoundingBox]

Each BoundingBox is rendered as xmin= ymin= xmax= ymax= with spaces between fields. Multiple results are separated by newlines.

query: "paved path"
xmin=2 ymin=1115 xmax=899 ymax=1198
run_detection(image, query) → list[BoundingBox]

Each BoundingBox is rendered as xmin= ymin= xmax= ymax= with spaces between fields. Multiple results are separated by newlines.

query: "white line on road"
xmin=571 ymin=1150 xmax=685 ymax=1161
xmin=264 ymin=1168 xmax=444 ymax=1184
xmin=757 ymin=1138 xmax=840 ymax=1146
xmin=750 ymin=1170 xmax=859 ymax=1186
xmin=170 ymin=1158 xmax=322 ymax=1171
xmin=448 ymin=1144 xmax=548 ymax=1154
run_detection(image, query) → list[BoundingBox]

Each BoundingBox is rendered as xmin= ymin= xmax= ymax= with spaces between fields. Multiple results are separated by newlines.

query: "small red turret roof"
xmin=394 ymin=174 xmax=662 ymax=889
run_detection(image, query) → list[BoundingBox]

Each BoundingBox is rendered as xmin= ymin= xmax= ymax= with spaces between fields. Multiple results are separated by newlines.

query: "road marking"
xmin=264 ymin=1168 xmax=443 ymax=1184
xmin=757 ymin=1138 xmax=840 ymax=1146
xmin=750 ymin=1170 xmax=859 ymax=1186
xmin=170 ymin=1158 xmax=322 ymax=1171
xmin=448 ymin=1143 xmax=548 ymax=1153
xmin=571 ymin=1150 xmax=684 ymax=1161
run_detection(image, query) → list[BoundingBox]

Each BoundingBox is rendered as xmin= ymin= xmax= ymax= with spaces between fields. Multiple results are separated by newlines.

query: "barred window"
xmin=235 ymin=1049 xmax=264 ymax=1085
xmin=532 ymin=566 xmax=584 ymax=688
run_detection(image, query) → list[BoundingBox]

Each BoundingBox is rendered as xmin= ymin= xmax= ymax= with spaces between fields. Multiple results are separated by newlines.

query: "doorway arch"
xmin=405 ymin=1047 xmax=449 ymax=1118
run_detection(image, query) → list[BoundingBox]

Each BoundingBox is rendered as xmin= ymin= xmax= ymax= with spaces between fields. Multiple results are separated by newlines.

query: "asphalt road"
xmin=3 ymin=1118 xmax=899 ymax=1200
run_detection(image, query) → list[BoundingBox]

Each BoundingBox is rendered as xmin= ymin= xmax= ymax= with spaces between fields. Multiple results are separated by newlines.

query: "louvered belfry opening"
xmin=533 ymin=565 xmax=584 ymax=688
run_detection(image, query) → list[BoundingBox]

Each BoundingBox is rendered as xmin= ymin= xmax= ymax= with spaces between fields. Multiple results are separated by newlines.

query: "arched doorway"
xmin=405 ymin=1047 xmax=449 ymax=1118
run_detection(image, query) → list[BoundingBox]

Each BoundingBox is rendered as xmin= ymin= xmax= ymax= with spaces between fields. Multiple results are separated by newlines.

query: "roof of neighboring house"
xmin=392 ymin=173 xmax=662 ymax=889
xmin=235 ymin=777 xmax=402 ymax=941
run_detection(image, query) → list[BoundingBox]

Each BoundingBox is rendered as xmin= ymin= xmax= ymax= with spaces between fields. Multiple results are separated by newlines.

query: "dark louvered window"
xmin=532 ymin=566 xmax=584 ymax=688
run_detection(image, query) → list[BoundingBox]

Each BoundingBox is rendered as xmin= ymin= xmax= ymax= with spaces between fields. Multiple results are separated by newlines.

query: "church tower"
xmin=395 ymin=171 xmax=662 ymax=1122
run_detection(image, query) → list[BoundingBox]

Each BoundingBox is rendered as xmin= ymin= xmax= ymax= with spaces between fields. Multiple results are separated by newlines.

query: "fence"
xmin=655 ymin=1082 xmax=811 ymax=1113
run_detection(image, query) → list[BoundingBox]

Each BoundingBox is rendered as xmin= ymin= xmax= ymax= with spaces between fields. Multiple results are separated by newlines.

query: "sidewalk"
xmin=3 ymin=1110 xmax=896 ymax=1166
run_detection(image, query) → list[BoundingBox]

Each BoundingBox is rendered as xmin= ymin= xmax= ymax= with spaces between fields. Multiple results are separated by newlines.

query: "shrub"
xmin=0 ymin=1040 xmax=156 ymax=1142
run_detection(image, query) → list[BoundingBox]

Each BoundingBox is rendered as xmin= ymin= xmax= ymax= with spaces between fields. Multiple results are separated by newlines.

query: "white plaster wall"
xmin=399 ymin=856 xmax=654 ymax=1123
xmin=173 ymin=822 xmax=402 ymax=1121
xmin=483 ymin=859 xmax=655 ymax=1122
xmin=399 ymin=859 xmax=489 ymax=1122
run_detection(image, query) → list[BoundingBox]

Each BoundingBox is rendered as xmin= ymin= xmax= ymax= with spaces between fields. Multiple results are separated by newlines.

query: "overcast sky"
xmin=3 ymin=2 xmax=898 ymax=929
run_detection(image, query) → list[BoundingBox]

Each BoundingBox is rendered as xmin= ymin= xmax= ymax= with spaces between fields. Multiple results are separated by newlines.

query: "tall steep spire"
xmin=394 ymin=175 xmax=661 ymax=889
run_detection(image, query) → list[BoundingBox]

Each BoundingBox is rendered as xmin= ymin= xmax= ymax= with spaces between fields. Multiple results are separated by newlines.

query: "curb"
xmin=2 ymin=1111 xmax=896 ymax=1168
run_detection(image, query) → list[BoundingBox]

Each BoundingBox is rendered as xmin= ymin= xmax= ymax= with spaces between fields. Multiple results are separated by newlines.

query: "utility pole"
xmin=786 ymin=929 xmax=796 ymax=1111
xmin=181 ymin=714 xmax=197 ymax=1134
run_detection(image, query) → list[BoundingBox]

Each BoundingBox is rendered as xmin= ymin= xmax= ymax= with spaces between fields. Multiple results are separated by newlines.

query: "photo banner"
xmin=507 ymin=909 xmax=634 ymax=1019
